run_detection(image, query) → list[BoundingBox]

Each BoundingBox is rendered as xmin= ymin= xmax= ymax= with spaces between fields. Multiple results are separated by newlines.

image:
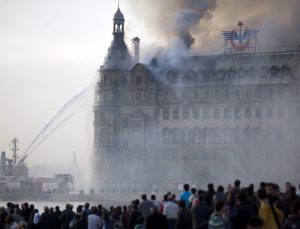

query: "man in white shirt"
xmin=88 ymin=206 xmax=103 ymax=229
xmin=163 ymin=195 xmax=179 ymax=229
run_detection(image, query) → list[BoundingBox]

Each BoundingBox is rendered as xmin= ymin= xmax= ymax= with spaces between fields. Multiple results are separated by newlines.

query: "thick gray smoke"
xmin=169 ymin=0 xmax=217 ymax=48
xmin=126 ymin=0 xmax=300 ymax=53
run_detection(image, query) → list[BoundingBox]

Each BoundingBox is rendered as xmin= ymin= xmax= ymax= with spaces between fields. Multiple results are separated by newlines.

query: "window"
xmin=204 ymin=89 xmax=209 ymax=99
xmin=194 ymin=128 xmax=200 ymax=144
xmin=204 ymin=128 xmax=210 ymax=144
xmin=123 ymin=119 xmax=128 ymax=128
xmin=245 ymin=108 xmax=252 ymax=118
xmin=183 ymin=128 xmax=189 ymax=144
xmin=276 ymin=127 xmax=283 ymax=143
xmin=255 ymin=127 xmax=262 ymax=144
xmin=136 ymin=76 xmax=142 ymax=85
xmin=215 ymin=89 xmax=220 ymax=99
xmin=163 ymin=91 xmax=170 ymax=102
xmin=267 ymin=87 xmax=273 ymax=97
xmin=162 ymin=128 xmax=170 ymax=144
xmin=173 ymin=109 xmax=180 ymax=119
xmin=203 ymin=108 xmax=210 ymax=119
xmin=235 ymin=108 xmax=241 ymax=119
xmin=136 ymin=92 xmax=141 ymax=102
xmin=213 ymin=128 xmax=222 ymax=144
xmin=245 ymin=127 xmax=252 ymax=144
xmin=245 ymin=88 xmax=251 ymax=98
xmin=256 ymin=87 xmax=262 ymax=98
xmin=224 ymin=108 xmax=231 ymax=119
xmin=194 ymin=89 xmax=199 ymax=100
xmin=193 ymin=109 xmax=199 ymax=119
xmin=277 ymin=107 xmax=284 ymax=118
xmin=234 ymin=127 xmax=241 ymax=144
xmin=214 ymin=108 xmax=220 ymax=119
xmin=235 ymin=89 xmax=241 ymax=99
xmin=266 ymin=107 xmax=273 ymax=118
xmin=256 ymin=107 xmax=262 ymax=118
xmin=224 ymin=127 xmax=230 ymax=144
xmin=163 ymin=110 xmax=170 ymax=120
xmin=225 ymin=88 xmax=230 ymax=99
xmin=173 ymin=128 xmax=180 ymax=144
xmin=183 ymin=108 xmax=190 ymax=119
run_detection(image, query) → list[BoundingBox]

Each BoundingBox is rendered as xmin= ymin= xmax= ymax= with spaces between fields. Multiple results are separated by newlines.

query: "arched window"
xmin=270 ymin=65 xmax=280 ymax=77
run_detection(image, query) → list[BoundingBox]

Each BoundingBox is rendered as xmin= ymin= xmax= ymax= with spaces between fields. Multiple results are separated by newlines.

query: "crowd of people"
xmin=0 ymin=180 xmax=300 ymax=229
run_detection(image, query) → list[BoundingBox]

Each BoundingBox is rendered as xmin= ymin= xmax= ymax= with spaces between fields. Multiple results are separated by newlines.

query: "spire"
xmin=103 ymin=6 xmax=132 ymax=70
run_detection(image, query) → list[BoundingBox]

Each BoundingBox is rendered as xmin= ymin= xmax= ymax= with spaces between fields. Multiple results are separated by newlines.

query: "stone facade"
xmin=92 ymin=8 xmax=300 ymax=193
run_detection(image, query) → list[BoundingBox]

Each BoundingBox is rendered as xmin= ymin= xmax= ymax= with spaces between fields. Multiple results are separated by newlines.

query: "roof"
xmin=114 ymin=8 xmax=124 ymax=20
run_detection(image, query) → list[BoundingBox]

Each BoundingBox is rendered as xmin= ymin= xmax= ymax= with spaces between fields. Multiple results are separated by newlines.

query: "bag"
xmin=69 ymin=217 xmax=79 ymax=229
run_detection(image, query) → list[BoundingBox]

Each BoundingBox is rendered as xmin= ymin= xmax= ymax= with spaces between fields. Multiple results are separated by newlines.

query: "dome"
xmin=114 ymin=8 xmax=124 ymax=20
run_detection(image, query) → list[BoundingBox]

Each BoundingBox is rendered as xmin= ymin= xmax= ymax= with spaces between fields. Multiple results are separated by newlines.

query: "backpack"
xmin=208 ymin=213 xmax=227 ymax=229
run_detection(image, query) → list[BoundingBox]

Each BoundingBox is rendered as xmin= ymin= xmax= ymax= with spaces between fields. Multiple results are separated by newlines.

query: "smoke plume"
xmin=126 ymin=0 xmax=300 ymax=53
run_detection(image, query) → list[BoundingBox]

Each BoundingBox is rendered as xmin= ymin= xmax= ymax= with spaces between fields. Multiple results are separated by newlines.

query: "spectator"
xmin=192 ymin=194 xmax=210 ymax=229
xmin=180 ymin=184 xmax=192 ymax=209
xmin=88 ymin=206 xmax=103 ymax=229
xmin=163 ymin=195 xmax=179 ymax=229
xmin=176 ymin=200 xmax=192 ymax=229
xmin=146 ymin=205 xmax=168 ymax=229
xmin=138 ymin=194 xmax=154 ymax=219
xmin=208 ymin=201 xmax=227 ymax=229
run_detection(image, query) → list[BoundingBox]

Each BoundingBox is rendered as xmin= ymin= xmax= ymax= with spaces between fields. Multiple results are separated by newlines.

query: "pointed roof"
xmin=114 ymin=8 xmax=124 ymax=20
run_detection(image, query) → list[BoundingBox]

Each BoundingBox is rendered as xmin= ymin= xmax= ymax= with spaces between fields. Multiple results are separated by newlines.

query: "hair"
xmin=91 ymin=206 xmax=98 ymax=214
xmin=215 ymin=201 xmax=225 ymax=212
xmin=217 ymin=185 xmax=224 ymax=193
xmin=237 ymin=192 xmax=247 ymax=204
xmin=137 ymin=216 xmax=144 ymax=224
xmin=150 ymin=194 xmax=156 ymax=200
xmin=191 ymin=187 xmax=196 ymax=194
xmin=234 ymin=179 xmax=241 ymax=188
xmin=55 ymin=206 xmax=60 ymax=211
xmin=183 ymin=184 xmax=190 ymax=191
xmin=208 ymin=183 xmax=214 ymax=190
xmin=5 ymin=215 xmax=14 ymax=225
xmin=84 ymin=203 xmax=90 ymax=208
xmin=198 ymin=194 xmax=206 ymax=202
xmin=44 ymin=206 xmax=49 ymax=213
xmin=257 ymin=188 xmax=267 ymax=200
xmin=77 ymin=205 xmax=83 ymax=214
xmin=141 ymin=194 xmax=147 ymax=200
xmin=260 ymin=182 xmax=266 ymax=189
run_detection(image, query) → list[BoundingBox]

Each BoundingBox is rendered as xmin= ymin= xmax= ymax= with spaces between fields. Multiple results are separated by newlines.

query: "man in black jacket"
xmin=146 ymin=205 xmax=168 ymax=229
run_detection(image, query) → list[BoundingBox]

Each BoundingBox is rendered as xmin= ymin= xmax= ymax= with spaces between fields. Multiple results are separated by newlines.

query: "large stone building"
xmin=92 ymin=7 xmax=300 ymax=193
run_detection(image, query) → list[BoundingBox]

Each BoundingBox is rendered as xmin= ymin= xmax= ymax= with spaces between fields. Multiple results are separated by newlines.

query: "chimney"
xmin=132 ymin=37 xmax=140 ymax=65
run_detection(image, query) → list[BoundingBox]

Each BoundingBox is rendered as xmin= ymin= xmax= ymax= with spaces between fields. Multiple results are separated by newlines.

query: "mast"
xmin=10 ymin=138 xmax=19 ymax=165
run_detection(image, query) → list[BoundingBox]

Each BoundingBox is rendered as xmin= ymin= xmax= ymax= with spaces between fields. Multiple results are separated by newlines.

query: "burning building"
xmin=92 ymin=7 xmax=300 ymax=192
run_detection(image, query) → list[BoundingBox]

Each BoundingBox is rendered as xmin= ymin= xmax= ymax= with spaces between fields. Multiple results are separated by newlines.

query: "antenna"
xmin=118 ymin=0 xmax=120 ymax=8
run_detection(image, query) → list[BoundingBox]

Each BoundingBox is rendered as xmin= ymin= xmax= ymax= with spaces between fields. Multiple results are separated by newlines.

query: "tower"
xmin=92 ymin=7 xmax=132 ymax=191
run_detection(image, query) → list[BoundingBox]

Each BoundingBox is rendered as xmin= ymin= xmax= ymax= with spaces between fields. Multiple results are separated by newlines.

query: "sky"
xmin=0 ymin=0 xmax=299 ymax=182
